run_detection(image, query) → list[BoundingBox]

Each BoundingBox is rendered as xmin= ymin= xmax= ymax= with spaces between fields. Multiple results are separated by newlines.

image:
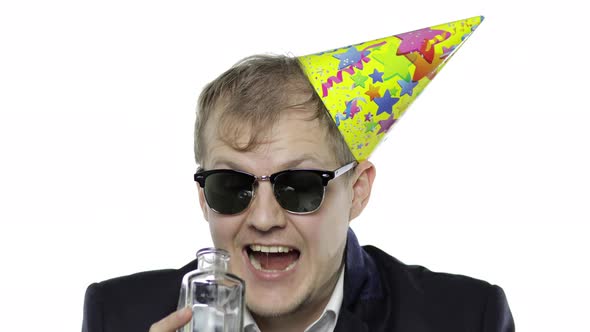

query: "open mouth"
xmin=245 ymin=245 xmax=301 ymax=272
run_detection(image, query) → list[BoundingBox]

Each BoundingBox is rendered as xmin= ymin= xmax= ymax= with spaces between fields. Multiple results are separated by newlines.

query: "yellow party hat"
xmin=298 ymin=16 xmax=484 ymax=161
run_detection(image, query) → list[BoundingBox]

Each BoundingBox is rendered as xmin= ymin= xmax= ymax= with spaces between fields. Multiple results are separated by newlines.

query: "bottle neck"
xmin=196 ymin=247 xmax=230 ymax=272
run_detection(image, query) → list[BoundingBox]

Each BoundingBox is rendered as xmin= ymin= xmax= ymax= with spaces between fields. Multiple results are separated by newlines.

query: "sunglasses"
xmin=194 ymin=161 xmax=357 ymax=215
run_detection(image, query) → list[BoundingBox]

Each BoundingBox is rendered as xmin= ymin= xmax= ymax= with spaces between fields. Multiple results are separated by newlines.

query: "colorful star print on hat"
xmin=298 ymin=16 xmax=484 ymax=161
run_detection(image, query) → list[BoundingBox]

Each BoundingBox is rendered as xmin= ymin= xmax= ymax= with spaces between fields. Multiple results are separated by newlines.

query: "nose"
xmin=245 ymin=180 xmax=287 ymax=232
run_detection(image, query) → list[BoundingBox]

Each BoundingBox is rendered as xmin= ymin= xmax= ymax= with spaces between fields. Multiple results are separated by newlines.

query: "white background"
xmin=1 ymin=0 xmax=588 ymax=330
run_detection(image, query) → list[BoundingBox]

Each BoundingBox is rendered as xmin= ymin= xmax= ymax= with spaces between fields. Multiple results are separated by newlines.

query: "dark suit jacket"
xmin=82 ymin=229 xmax=515 ymax=331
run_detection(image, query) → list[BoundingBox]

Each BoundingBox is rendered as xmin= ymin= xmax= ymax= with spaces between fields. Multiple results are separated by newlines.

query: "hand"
xmin=149 ymin=307 xmax=192 ymax=332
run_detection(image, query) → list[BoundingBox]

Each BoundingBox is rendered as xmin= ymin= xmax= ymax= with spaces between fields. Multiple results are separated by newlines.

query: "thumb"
xmin=149 ymin=307 xmax=192 ymax=332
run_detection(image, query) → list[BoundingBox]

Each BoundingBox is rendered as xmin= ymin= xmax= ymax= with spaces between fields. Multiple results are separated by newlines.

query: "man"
xmin=83 ymin=17 xmax=514 ymax=332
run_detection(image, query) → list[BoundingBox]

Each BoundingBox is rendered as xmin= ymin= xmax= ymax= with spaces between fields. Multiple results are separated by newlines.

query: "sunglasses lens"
xmin=274 ymin=171 xmax=324 ymax=213
xmin=204 ymin=171 xmax=254 ymax=214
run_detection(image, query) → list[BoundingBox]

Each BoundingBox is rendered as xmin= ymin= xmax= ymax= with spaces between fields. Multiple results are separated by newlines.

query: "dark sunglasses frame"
xmin=194 ymin=161 xmax=358 ymax=215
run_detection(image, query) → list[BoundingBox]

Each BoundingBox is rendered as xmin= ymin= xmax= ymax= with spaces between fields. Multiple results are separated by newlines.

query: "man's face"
xmin=199 ymin=109 xmax=353 ymax=318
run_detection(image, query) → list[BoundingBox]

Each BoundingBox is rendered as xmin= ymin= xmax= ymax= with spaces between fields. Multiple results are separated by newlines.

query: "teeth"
xmin=249 ymin=252 xmax=262 ymax=270
xmin=248 ymin=252 xmax=298 ymax=272
xmin=249 ymin=244 xmax=293 ymax=253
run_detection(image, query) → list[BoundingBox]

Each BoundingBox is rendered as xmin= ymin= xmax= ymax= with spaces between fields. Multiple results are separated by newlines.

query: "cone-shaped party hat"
xmin=298 ymin=16 xmax=484 ymax=161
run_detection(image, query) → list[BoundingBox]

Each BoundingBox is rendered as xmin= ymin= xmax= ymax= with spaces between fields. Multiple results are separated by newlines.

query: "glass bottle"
xmin=177 ymin=248 xmax=245 ymax=332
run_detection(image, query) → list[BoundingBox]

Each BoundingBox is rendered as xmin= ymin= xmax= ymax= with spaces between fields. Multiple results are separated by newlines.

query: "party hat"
xmin=298 ymin=16 xmax=484 ymax=161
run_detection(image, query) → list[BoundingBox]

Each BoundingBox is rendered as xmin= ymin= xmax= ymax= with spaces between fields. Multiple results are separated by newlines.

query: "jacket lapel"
xmin=336 ymin=229 xmax=386 ymax=330
xmin=334 ymin=308 xmax=369 ymax=332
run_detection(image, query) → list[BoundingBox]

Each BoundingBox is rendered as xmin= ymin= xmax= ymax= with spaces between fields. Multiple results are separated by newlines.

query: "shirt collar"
xmin=243 ymin=306 xmax=256 ymax=330
xmin=243 ymin=267 xmax=345 ymax=332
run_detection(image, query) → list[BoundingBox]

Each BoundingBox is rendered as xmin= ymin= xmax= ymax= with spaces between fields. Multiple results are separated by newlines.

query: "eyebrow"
xmin=212 ymin=154 xmax=327 ymax=172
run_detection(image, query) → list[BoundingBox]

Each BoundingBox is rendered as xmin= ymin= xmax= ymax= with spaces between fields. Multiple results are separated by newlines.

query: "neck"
xmin=253 ymin=265 xmax=343 ymax=332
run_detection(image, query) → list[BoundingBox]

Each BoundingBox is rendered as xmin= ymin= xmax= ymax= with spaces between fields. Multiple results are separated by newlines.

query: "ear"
xmin=349 ymin=160 xmax=376 ymax=221
xmin=197 ymin=186 xmax=210 ymax=222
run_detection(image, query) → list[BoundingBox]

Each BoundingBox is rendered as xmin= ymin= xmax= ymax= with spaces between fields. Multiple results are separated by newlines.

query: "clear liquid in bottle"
xmin=177 ymin=248 xmax=245 ymax=332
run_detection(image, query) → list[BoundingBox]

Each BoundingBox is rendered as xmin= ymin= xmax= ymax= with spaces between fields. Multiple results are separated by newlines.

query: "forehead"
xmin=203 ymin=108 xmax=337 ymax=171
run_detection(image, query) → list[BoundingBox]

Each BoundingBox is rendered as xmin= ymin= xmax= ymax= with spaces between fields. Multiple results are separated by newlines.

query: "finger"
xmin=149 ymin=307 xmax=192 ymax=332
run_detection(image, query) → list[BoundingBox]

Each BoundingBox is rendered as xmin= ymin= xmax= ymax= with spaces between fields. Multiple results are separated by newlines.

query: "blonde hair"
xmin=194 ymin=54 xmax=355 ymax=168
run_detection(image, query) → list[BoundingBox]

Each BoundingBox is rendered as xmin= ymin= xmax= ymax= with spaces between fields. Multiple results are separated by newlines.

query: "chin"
xmin=246 ymin=290 xmax=309 ymax=318
xmin=245 ymin=273 xmax=313 ymax=317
